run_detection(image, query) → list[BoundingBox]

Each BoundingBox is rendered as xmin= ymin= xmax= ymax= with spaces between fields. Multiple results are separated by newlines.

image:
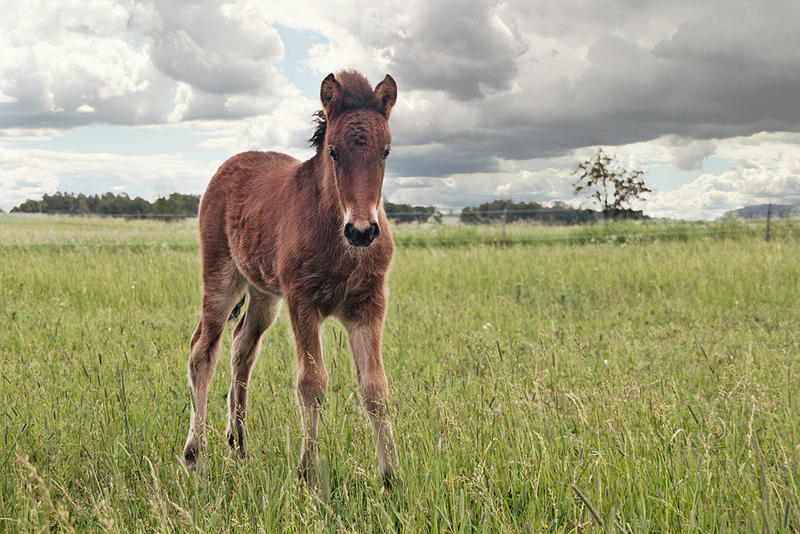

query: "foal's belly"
xmin=233 ymin=252 xmax=283 ymax=296
xmin=225 ymin=230 xmax=283 ymax=296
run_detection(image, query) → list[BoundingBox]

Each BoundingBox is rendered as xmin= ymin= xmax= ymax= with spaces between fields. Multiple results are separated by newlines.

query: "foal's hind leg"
xmin=226 ymin=287 xmax=281 ymax=458
xmin=183 ymin=264 xmax=245 ymax=471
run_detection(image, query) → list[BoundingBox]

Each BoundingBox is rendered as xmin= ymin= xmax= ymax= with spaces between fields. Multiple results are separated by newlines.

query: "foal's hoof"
xmin=383 ymin=471 xmax=403 ymax=490
xmin=383 ymin=470 xmax=404 ymax=492
xmin=296 ymin=463 xmax=310 ymax=483
xmin=296 ymin=458 xmax=317 ymax=486
xmin=183 ymin=444 xmax=198 ymax=472
xmin=226 ymin=430 xmax=248 ymax=459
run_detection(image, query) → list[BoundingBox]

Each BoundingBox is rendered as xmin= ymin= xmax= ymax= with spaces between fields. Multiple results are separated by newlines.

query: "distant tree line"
xmin=10 ymin=192 xmax=200 ymax=218
xmin=460 ymin=199 xmax=604 ymax=225
xmin=9 ymin=192 xmax=645 ymax=225
xmin=383 ymin=201 xmax=440 ymax=223
xmin=10 ymin=193 xmax=442 ymax=223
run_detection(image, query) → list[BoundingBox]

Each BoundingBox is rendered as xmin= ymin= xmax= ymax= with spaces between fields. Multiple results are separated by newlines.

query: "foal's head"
xmin=312 ymin=71 xmax=397 ymax=247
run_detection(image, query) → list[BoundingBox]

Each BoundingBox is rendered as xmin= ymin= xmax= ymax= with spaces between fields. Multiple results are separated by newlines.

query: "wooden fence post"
xmin=766 ymin=202 xmax=772 ymax=242
xmin=502 ymin=208 xmax=508 ymax=245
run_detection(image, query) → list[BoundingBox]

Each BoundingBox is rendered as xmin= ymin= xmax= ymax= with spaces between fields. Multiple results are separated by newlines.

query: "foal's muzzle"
xmin=344 ymin=221 xmax=380 ymax=247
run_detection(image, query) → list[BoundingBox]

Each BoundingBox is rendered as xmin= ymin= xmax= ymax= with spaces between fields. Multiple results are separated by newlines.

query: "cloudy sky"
xmin=1 ymin=0 xmax=799 ymax=219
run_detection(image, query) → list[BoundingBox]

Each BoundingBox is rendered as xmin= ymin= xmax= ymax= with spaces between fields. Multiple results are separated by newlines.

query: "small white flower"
xmin=603 ymin=359 xmax=609 ymax=366
xmin=482 ymin=323 xmax=492 ymax=330
xmin=108 ymin=327 xmax=112 ymax=331
xmin=131 ymin=284 xmax=135 ymax=289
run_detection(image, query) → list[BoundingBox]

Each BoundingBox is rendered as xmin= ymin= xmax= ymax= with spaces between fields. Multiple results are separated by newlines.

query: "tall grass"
xmin=393 ymin=217 xmax=800 ymax=247
xmin=1 ymin=215 xmax=799 ymax=532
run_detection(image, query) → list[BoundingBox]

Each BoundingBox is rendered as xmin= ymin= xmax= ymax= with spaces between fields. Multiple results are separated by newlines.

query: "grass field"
xmin=1 ymin=215 xmax=800 ymax=532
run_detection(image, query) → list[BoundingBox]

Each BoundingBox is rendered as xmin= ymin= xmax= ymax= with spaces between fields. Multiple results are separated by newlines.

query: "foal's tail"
xmin=229 ymin=296 xmax=246 ymax=322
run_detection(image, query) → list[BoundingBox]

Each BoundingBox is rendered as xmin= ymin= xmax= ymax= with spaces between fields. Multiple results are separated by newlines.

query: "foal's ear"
xmin=320 ymin=73 xmax=342 ymax=117
xmin=373 ymin=74 xmax=397 ymax=118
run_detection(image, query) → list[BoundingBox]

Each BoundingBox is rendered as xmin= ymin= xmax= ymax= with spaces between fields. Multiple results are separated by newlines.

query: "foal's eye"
xmin=382 ymin=148 xmax=391 ymax=159
xmin=328 ymin=146 xmax=338 ymax=162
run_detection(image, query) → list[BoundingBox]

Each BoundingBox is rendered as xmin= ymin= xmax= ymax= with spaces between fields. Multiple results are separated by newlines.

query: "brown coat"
xmin=183 ymin=70 xmax=400 ymax=486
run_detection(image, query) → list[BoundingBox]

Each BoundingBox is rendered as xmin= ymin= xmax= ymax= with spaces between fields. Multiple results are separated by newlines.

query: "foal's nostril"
xmin=344 ymin=222 xmax=355 ymax=240
xmin=344 ymin=221 xmax=378 ymax=247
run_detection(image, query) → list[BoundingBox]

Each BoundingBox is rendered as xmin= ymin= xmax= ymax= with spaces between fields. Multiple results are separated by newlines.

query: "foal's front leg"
xmin=287 ymin=301 xmax=327 ymax=482
xmin=343 ymin=308 xmax=399 ymax=487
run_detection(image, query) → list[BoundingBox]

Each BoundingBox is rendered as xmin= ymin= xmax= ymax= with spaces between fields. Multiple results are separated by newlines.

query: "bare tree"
xmin=573 ymin=148 xmax=651 ymax=218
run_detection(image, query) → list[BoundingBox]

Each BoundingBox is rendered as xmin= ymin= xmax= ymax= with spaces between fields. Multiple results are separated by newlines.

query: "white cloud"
xmin=147 ymin=0 xmax=295 ymax=121
xmin=645 ymin=133 xmax=800 ymax=219
xmin=386 ymin=153 xmax=580 ymax=208
xmin=664 ymin=137 xmax=715 ymax=171
xmin=0 ymin=146 xmax=216 ymax=211
xmin=647 ymin=169 xmax=800 ymax=220
xmin=0 ymin=128 xmax=62 ymax=140
xmin=0 ymin=0 xmax=168 ymax=127
xmin=0 ymin=164 xmax=61 ymax=211
xmin=0 ymin=0 xmax=301 ymax=128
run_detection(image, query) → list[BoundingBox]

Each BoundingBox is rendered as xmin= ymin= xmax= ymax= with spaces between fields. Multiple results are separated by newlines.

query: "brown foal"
xmin=182 ymin=70 xmax=400 ymax=486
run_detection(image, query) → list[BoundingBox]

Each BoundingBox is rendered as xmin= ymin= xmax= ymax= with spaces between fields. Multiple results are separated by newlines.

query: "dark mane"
xmin=309 ymin=110 xmax=327 ymax=151
xmin=309 ymin=70 xmax=378 ymax=151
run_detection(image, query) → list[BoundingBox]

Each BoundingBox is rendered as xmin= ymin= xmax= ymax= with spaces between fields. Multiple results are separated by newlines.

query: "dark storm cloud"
xmin=375 ymin=0 xmax=800 ymax=177
xmin=385 ymin=0 xmax=527 ymax=100
xmin=389 ymin=144 xmax=500 ymax=177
